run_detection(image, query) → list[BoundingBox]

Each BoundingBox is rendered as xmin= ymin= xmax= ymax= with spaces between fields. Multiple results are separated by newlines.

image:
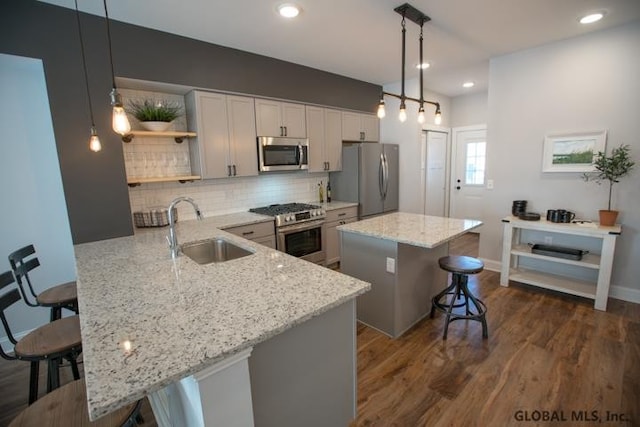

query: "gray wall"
xmin=0 ymin=1 xmax=380 ymax=244
xmin=481 ymin=22 xmax=640 ymax=298
xmin=0 ymin=53 xmax=77 ymax=349
xmin=450 ymin=91 xmax=488 ymax=127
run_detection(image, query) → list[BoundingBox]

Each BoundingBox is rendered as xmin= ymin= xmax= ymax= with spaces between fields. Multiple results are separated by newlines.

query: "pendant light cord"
xmin=103 ymin=0 xmax=117 ymax=89
xmin=400 ymin=15 xmax=406 ymax=104
xmin=74 ymin=0 xmax=96 ymax=126
xmin=419 ymin=22 xmax=424 ymax=107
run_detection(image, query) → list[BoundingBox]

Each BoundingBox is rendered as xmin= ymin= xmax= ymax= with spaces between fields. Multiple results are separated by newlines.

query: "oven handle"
xmin=277 ymin=219 xmax=325 ymax=234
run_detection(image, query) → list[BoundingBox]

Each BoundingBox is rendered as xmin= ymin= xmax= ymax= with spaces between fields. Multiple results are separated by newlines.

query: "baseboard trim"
xmin=609 ymin=285 xmax=640 ymax=304
xmin=478 ymin=258 xmax=640 ymax=305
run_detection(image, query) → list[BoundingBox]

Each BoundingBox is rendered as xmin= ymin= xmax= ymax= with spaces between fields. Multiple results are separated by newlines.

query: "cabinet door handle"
xmin=338 ymin=213 xmax=346 ymax=217
xmin=280 ymin=126 xmax=283 ymax=136
xmin=327 ymin=161 xmax=330 ymax=170
xmin=242 ymin=231 xmax=254 ymax=236
xmin=284 ymin=126 xmax=288 ymax=136
xmin=232 ymin=164 xmax=237 ymax=176
xmin=227 ymin=165 xmax=232 ymax=176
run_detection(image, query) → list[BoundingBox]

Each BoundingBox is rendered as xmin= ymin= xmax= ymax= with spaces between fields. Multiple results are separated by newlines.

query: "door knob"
xmin=456 ymin=186 xmax=461 ymax=190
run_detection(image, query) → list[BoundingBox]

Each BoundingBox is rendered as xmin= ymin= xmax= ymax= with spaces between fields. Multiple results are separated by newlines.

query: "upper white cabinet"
xmin=186 ymin=91 xmax=258 ymax=179
xmin=255 ymin=99 xmax=306 ymax=138
xmin=307 ymin=106 xmax=343 ymax=172
xmin=342 ymin=111 xmax=379 ymax=142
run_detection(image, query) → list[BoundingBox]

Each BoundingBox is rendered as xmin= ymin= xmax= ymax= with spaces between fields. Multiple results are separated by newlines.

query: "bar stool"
xmin=9 ymin=378 xmax=141 ymax=427
xmin=9 ymin=244 xmax=78 ymax=321
xmin=0 ymin=270 xmax=82 ymax=404
xmin=430 ymin=255 xmax=488 ymax=339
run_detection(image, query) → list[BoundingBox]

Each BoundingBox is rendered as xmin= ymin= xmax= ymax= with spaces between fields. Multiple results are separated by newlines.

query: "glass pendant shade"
xmin=112 ymin=104 xmax=131 ymax=135
xmin=398 ymin=105 xmax=407 ymax=122
xmin=434 ymin=111 xmax=442 ymax=125
xmin=89 ymin=126 xmax=102 ymax=152
xmin=417 ymin=107 xmax=425 ymax=124
xmin=377 ymin=101 xmax=386 ymax=118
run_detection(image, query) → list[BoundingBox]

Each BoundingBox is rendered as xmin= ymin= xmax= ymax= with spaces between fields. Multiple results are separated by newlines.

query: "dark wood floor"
xmin=2 ymin=233 xmax=638 ymax=426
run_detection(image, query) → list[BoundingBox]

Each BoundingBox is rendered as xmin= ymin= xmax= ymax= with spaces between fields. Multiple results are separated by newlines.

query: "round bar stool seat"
xmin=430 ymin=255 xmax=488 ymax=339
xmin=9 ymin=378 xmax=140 ymax=427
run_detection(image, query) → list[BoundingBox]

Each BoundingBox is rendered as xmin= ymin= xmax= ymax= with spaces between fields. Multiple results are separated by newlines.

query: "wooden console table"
xmin=500 ymin=216 xmax=621 ymax=311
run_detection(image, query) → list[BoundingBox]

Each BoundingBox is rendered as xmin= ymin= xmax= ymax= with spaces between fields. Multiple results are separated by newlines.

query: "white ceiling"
xmin=41 ymin=0 xmax=640 ymax=97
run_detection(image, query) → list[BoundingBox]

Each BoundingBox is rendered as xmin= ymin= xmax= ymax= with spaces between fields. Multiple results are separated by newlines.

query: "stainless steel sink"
xmin=181 ymin=238 xmax=254 ymax=264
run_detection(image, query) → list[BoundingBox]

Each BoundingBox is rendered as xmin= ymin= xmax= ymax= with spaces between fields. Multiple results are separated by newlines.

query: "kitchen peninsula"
xmin=338 ymin=212 xmax=482 ymax=338
xmin=74 ymin=213 xmax=370 ymax=426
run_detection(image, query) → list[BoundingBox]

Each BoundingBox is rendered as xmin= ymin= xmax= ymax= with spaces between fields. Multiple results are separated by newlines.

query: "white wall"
xmin=482 ymin=22 xmax=640 ymax=300
xmin=0 ymin=53 xmax=77 ymax=350
xmin=380 ymin=78 xmax=451 ymax=213
xmin=450 ymin=91 xmax=488 ymax=127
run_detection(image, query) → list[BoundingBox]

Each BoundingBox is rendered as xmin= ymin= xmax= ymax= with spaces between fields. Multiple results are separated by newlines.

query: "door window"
xmin=465 ymin=141 xmax=486 ymax=185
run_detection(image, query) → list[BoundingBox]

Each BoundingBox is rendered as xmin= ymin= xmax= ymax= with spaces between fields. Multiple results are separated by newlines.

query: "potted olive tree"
xmin=583 ymin=144 xmax=635 ymax=226
xmin=127 ymin=99 xmax=183 ymax=131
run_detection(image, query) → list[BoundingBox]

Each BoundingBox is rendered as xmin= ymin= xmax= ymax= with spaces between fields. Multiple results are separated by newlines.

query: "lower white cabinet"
xmin=324 ymin=206 xmax=358 ymax=265
xmin=223 ymin=221 xmax=276 ymax=249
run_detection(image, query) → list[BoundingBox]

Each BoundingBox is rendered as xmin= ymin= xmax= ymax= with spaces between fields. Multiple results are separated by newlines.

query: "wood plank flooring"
xmin=1 ymin=233 xmax=638 ymax=426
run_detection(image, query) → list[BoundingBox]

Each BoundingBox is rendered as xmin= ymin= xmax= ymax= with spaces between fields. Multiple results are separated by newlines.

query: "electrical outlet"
xmin=486 ymin=179 xmax=494 ymax=190
xmin=544 ymin=236 xmax=553 ymax=245
xmin=386 ymin=257 xmax=396 ymax=274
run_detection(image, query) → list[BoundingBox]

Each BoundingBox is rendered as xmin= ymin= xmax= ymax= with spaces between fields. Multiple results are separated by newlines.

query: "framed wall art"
xmin=542 ymin=129 xmax=607 ymax=172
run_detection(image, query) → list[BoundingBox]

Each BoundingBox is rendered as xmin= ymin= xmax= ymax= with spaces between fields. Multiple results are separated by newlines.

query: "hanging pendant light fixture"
xmin=74 ymin=0 xmax=101 ymax=152
xmin=103 ymin=0 xmax=131 ymax=136
xmin=377 ymin=3 xmax=441 ymax=125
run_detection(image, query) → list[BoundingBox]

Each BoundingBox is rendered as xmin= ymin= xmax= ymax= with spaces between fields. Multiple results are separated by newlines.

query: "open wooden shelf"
xmin=508 ymin=268 xmax=596 ymax=300
xmin=510 ymin=244 xmax=601 ymax=270
xmin=126 ymin=175 xmax=200 ymax=187
xmin=121 ymin=131 xmax=197 ymax=143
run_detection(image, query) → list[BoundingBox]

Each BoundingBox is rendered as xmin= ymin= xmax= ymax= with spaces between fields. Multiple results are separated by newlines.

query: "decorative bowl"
xmin=140 ymin=121 xmax=172 ymax=132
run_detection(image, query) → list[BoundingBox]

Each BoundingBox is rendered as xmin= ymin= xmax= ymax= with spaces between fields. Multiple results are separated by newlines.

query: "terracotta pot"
xmin=598 ymin=210 xmax=619 ymax=226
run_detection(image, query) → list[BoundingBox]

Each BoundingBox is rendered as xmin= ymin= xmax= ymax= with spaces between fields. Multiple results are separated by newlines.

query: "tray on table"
xmin=530 ymin=244 xmax=588 ymax=261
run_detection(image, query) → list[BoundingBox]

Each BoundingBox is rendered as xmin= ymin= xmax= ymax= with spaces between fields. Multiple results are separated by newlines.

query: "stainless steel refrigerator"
xmin=329 ymin=143 xmax=399 ymax=219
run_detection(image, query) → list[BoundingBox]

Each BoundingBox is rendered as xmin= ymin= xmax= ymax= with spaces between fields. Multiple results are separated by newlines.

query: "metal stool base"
xmin=430 ymin=272 xmax=488 ymax=339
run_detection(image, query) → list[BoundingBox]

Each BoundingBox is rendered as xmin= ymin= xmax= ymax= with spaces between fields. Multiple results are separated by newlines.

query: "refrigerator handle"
xmin=379 ymin=153 xmax=385 ymax=199
xmin=383 ymin=153 xmax=389 ymax=200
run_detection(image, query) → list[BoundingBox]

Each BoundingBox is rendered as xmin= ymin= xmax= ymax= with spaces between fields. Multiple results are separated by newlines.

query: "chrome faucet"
xmin=167 ymin=197 xmax=202 ymax=258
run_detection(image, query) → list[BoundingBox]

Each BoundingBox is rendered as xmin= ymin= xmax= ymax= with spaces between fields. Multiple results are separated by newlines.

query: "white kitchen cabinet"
xmin=223 ymin=221 xmax=276 ymax=249
xmin=306 ymin=106 xmax=343 ymax=172
xmin=342 ymin=111 xmax=379 ymax=142
xmin=186 ymin=91 xmax=258 ymax=179
xmin=324 ymin=206 xmax=358 ymax=266
xmin=255 ymin=99 xmax=306 ymax=138
xmin=500 ymin=216 xmax=621 ymax=311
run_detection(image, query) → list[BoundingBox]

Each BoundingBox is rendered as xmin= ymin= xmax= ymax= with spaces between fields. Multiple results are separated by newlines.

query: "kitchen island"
xmin=74 ymin=212 xmax=370 ymax=426
xmin=338 ymin=212 xmax=482 ymax=338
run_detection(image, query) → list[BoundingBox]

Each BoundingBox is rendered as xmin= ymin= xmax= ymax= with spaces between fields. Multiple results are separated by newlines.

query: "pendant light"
xmin=377 ymin=3 xmax=442 ymax=125
xmin=74 ymin=0 xmax=101 ymax=152
xmin=103 ymin=0 xmax=131 ymax=136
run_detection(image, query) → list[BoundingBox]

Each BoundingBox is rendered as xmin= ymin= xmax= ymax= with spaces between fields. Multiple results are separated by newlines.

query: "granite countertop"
xmin=338 ymin=212 xmax=483 ymax=249
xmin=75 ymin=214 xmax=370 ymax=420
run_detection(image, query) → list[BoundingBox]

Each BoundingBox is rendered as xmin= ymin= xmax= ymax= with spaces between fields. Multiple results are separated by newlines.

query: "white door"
xmin=423 ymin=130 xmax=448 ymax=216
xmin=450 ymin=126 xmax=487 ymax=222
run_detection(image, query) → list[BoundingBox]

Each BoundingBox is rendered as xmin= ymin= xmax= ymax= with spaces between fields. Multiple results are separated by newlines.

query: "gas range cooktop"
xmin=250 ymin=203 xmax=325 ymax=227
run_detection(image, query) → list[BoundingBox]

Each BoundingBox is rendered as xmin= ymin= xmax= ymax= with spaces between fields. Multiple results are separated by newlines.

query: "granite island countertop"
xmin=74 ymin=214 xmax=370 ymax=420
xmin=337 ymin=212 xmax=483 ymax=248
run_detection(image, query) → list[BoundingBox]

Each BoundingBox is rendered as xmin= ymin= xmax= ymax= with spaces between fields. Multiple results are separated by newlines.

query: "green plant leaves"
xmin=127 ymin=99 xmax=183 ymax=122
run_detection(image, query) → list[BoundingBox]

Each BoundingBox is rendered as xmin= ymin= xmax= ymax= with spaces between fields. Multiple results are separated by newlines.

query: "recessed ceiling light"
xmin=463 ymin=81 xmax=475 ymax=88
xmin=416 ymin=62 xmax=430 ymax=70
xmin=278 ymin=3 xmax=301 ymax=18
xmin=579 ymin=12 xmax=604 ymax=24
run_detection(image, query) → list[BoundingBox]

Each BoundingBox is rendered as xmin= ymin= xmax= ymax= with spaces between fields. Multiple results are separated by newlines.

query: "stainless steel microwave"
xmin=258 ymin=137 xmax=308 ymax=172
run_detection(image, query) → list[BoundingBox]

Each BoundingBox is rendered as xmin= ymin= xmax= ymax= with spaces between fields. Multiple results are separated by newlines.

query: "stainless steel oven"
xmin=276 ymin=219 xmax=325 ymax=264
xmin=250 ymin=203 xmax=325 ymax=264
xmin=258 ymin=137 xmax=308 ymax=172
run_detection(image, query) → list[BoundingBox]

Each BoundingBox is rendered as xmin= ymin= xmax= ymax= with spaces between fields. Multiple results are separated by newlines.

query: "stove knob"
xmin=287 ymin=215 xmax=293 ymax=222
xmin=311 ymin=211 xmax=316 ymax=217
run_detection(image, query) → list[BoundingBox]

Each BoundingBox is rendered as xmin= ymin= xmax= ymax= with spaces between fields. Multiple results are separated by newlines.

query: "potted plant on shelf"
xmin=127 ymin=99 xmax=183 ymax=132
xmin=583 ymin=144 xmax=635 ymax=226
